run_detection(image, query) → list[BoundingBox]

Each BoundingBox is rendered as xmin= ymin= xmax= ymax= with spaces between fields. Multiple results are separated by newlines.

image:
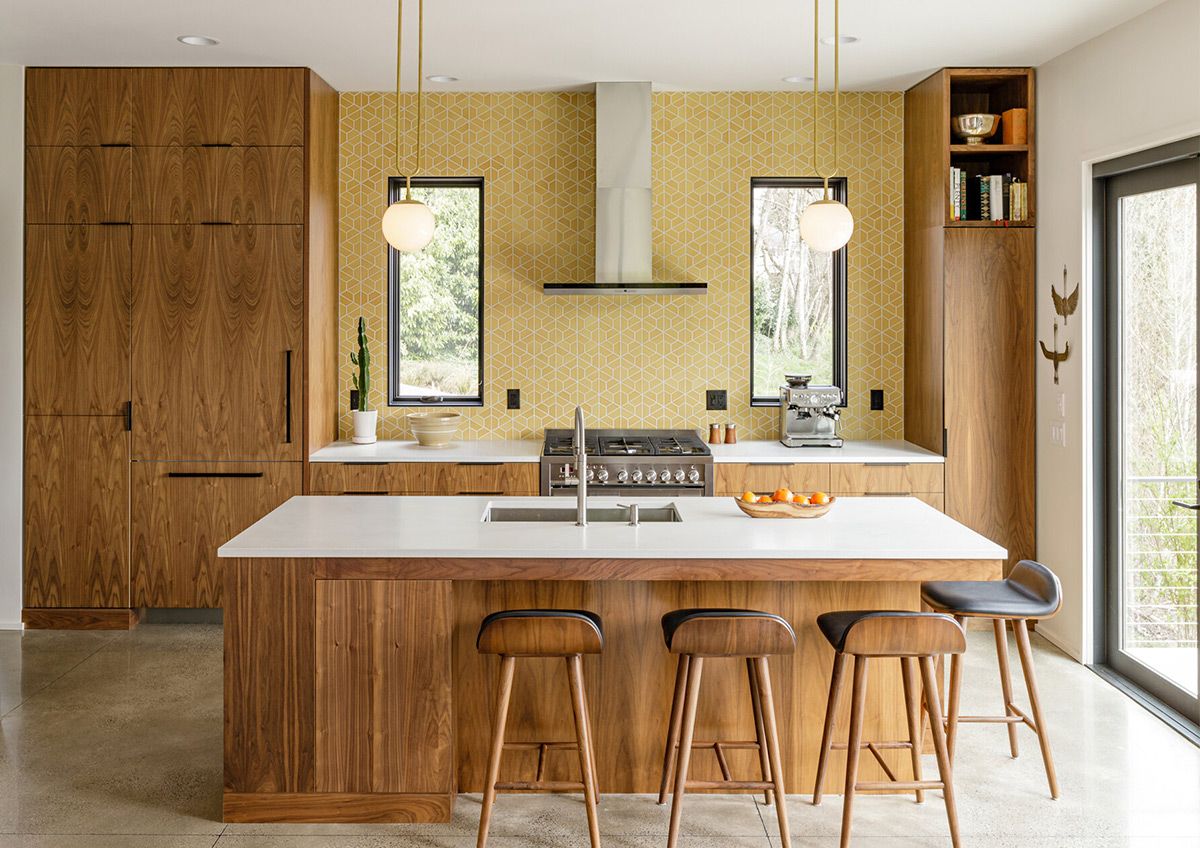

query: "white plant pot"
xmin=351 ymin=410 xmax=378 ymax=444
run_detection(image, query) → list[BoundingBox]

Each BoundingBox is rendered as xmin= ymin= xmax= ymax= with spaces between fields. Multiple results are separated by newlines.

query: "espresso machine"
xmin=779 ymin=375 xmax=844 ymax=447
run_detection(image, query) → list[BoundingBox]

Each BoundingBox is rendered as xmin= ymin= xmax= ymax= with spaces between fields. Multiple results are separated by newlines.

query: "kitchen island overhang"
xmin=220 ymin=495 xmax=1005 ymax=824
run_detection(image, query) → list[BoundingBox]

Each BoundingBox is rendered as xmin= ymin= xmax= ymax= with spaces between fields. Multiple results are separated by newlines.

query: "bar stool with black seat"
xmin=476 ymin=609 xmax=604 ymax=848
xmin=812 ymin=610 xmax=966 ymax=848
xmin=656 ymin=608 xmax=795 ymax=848
xmin=921 ymin=558 xmax=1063 ymax=799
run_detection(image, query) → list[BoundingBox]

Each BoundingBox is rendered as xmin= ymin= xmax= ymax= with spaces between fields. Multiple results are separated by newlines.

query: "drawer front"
xmin=133 ymin=146 xmax=304 ymax=224
xmin=829 ymin=463 xmax=944 ymax=495
xmin=26 ymin=68 xmax=132 ymax=146
xmin=25 ymin=146 xmax=131 ymax=224
xmin=427 ymin=462 xmax=540 ymax=496
xmin=308 ymin=463 xmax=419 ymax=495
xmin=831 ymin=491 xmax=946 ymax=512
xmin=715 ymin=463 xmax=832 ymax=496
xmin=132 ymin=68 xmax=305 ymax=146
xmin=131 ymin=461 xmax=302 ymax=607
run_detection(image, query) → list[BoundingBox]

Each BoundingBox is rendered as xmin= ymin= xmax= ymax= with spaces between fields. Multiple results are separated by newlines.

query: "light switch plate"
xmin=1055 ymin=391 xmax=1066 ymax=417
xmin=1049 ymin=420 xmax=1067 ymax=447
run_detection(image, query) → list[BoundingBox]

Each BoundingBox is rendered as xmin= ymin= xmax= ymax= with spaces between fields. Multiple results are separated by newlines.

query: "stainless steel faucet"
xmin=574 ymin=405 xmax=587 ymax=526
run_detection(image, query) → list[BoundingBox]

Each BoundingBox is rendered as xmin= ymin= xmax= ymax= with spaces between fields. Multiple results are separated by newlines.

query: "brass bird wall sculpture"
xmin=1052 ymin=265 xmax=1079 ymax=324
xmin=1039 ymin=322 xmax=1070 ymax=385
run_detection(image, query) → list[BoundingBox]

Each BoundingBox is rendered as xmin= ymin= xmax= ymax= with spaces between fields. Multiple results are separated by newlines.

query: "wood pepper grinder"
xmin=708 ymin=423 xmax=722 ymax=444
xmin=724 ymin=422 xmax=738 ymax=444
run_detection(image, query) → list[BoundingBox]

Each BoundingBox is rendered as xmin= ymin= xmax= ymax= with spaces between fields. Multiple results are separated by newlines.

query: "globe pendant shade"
xmin=799 ymin=198 xmax=854 ymax=252
xmin=382 ymin=199 xmax=436 ymax=252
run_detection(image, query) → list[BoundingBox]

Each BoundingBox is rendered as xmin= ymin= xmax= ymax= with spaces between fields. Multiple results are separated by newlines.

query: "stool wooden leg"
xmin=477 ymin=655 xmax=516 ymax=848
xmin=657 ymin=654 xmax=690 ymax=805
xmin=839 ymin=655 xmax=868 ymax=848
xmin=994 ymin=617 xmax=1021 ymax=759
xmin=667 ymin=655 xmax=703 ymax=848
xmin=946 ymin=649 xmax=962 ymax=762
xmin=753 ymin=657 xmax=792 ymax=848
xmin=566 ymin=655 xmax=601 ymax=848
xmin=579 ymin=674 xmax=601 ymax=805
xmin=1013 ymin=619 xmax=1060 ymax=799
xmin=919 ymin=655 xmax=961 ymax=848
xmin=747 ymin=657 xmax=774 ymax=807
xmin=900 ymin=656 xmax=925 ymax=803
xmin=812 ymin=650 xmax=848 ymax=806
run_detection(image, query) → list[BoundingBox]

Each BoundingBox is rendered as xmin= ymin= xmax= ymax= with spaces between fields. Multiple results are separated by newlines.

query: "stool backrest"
xmin=1008 ymin=559 xmax=1063 ymax=617
xmin=670 ymin=614 xmax=797 ymax=657
xmin=477 ymin=612 xmax=604 ymax=656
xmin=841 ymin=612 xmax=966 ymax=657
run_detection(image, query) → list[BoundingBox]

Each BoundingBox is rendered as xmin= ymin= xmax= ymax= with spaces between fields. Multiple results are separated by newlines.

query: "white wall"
xmin=1036 ymin=0 xmax=1200 ymax=660
xmin=0 ymin=66 xmax=23 ymax=630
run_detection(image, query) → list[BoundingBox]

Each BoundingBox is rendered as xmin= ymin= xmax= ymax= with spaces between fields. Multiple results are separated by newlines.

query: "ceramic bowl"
xmin=406 ymin=411 xmax=462 ymax=447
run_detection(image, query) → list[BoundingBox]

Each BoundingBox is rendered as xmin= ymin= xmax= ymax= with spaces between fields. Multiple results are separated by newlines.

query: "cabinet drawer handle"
xmin=167 ymin=471 xmax=264 ymax=479
xmin=865 ymin=491 xmax=909 ymax=496
xmin=345 ymin=490 xmax=388 ymax=495
xmin=344 ymin=461 xmax=389 ymax=466
xmin=458 ymin=490 xmax=503 ymax=495
xmin=863 ymin=462 xmax=908 ymax=468
xmin=201 ymin=142 xmax=234 ymax=148
xmin=99 ymin=221 xmax=130 ymax=226
xmin=201 ymin=220 xmax=234 ymax=226
xmin=748 ymin=462 xmax=797 ymax=467
xmin=458 ymin=462 xmax=502 ymax=467
xmin=100 ymin=142 xmax=131 ymax=148
xmin=284 ymin=350 xmax=293 ymax=444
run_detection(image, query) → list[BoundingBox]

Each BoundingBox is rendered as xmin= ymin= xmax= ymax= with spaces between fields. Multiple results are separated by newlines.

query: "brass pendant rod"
xmin=833 ymin=0 xmax=840 ymax=181
xmin=393 ymin=0 xmax=426 ymax=200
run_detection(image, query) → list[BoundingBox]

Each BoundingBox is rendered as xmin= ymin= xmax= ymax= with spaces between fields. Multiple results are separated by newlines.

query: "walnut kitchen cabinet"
xmin=715 ymin=463 xmax=832 ymax=497
xmin=131 ymin=462 xmax=302 ymax=608
xmin=23 ymin=67 xmax=338 ymax=625
xmin=308 ymin=462 xmax=540 ymax=496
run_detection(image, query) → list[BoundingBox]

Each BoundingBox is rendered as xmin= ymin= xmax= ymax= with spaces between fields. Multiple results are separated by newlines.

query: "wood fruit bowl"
xmin=734 ymin=496 xmax=836 ymax=519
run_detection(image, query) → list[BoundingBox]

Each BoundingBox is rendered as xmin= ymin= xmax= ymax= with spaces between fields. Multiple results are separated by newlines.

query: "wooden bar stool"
xmin=812 ymin=610 xmax=966 ymax=848
xmin=476 ymin=609 xmax=604 ymax=848
xmin=656 ymin=608 xmax=796 ymax=848
xmin=921 ymin=558 xmax=1063 ymax=799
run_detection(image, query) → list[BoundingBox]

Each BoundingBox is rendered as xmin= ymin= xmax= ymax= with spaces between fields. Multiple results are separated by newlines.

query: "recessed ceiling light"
xmin=782 ymin=75 xmax=814 ymax=84
xmin=177 ymin=35 xmax=219 ymax=46
xmin=426 ymin=75 xmax=458 ymax=83
xmin=820 ymin=34 xmax=859 ymax=45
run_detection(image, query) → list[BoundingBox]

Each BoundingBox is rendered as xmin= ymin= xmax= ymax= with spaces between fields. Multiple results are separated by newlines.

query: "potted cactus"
xmin=350 ymin=317 xmax=377 ymax=444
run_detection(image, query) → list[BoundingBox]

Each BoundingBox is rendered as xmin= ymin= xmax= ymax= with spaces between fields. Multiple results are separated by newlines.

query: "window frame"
xmin=386 ymin=175 xmax=485 ymax=407
xmin=749 ymin=176 xmax=849 ymax=407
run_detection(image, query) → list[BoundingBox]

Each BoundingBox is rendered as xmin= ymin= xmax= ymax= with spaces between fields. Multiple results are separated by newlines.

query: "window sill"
xmin=389 ymin=399 xmax=485 ymax=408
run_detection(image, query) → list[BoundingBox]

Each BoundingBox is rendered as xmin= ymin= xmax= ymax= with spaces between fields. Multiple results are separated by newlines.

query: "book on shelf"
xmin=948 ymin=167 xmax=1029 ymax=222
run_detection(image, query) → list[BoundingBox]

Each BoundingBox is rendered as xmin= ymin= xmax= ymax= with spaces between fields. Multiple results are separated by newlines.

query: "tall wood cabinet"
xmin=903 ymin=68 xmax=1036 ymax=572
xmin=23 ymin=67 xmax=338 ymax=627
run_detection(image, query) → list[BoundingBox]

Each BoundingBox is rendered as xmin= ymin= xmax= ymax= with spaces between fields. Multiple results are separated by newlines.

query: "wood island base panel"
xmin=223 ymin=556 xmax=1003 ymax=823
xmin=22 ymin=607 xmax=141 ymax=630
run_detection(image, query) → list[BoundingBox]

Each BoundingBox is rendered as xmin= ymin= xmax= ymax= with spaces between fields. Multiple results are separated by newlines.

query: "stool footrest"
xmin=855 ymin=780 xmax=944 ymax=793
xmin=951 ymin=705 xmax=1037 ymax=731
xmin=494 ymin=780 xmax=587 ymax=792
xmin=831 ymin=740 xmax=914 ymax=751
xmin=502 ymin=741 xmax=579 ymax=751
xmin=685 ymin=780 xmax=775 ymax=791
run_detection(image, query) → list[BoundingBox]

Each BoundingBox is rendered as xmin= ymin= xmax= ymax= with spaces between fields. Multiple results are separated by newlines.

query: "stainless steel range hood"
xmin=543 ymin=82 xmax=706 ymax=296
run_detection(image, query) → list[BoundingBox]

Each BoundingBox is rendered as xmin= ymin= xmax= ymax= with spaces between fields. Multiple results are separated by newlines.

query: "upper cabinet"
xmin=25 ymin=146 xmax=132 ymax=224
xmin=132 ymin=68 xmax=305 ymax=146
xmin=25 ymin=68 xmax=132 ymax=146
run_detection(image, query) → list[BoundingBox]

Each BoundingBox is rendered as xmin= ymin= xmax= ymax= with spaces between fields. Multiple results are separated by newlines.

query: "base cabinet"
xmin=308 ymin=462 xmax=539 ymax=496
xmin=24 ymin=415 xmax=130 ymax=609
xmin=716 ymin=462 xmax=945 ymax=510
xmin=131 ymin=462 xmax=301 ymax=607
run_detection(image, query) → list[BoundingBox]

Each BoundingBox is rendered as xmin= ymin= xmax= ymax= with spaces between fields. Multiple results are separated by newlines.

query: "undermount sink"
xmin=482 ymin=504 xmax=683 ymax=523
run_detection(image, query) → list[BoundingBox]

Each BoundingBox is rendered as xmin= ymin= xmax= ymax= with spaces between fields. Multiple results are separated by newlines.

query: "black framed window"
xmin=750 ymin=177 xmax=848 ymax=405
xmin=387 ymin=176 xmax=484 ymax=406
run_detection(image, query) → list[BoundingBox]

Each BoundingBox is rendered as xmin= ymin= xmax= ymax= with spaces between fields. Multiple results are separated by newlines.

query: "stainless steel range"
xmin=541 ymin=428 xmax=713 ymax=497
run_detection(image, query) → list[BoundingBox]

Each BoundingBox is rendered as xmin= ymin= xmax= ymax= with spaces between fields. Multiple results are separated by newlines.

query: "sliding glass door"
xmin=1105 ymin=152 xmax=1200 ymax=721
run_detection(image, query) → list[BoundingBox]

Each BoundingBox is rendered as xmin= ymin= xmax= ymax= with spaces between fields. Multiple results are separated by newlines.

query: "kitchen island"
xmin=219 ymin=495 xmax=1004 ymax=823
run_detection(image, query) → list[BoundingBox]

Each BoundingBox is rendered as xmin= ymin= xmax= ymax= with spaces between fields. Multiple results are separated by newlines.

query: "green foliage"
xmin=395 ymin=186 xmax=481 ymax=397
xmin=350 ymin=316 xmax=371 ymax=412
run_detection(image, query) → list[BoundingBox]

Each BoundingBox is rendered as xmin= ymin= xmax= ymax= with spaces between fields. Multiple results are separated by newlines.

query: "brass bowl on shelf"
xmin=734 ymin=496 xmax=836 ymax=519
xmin=952 ymin=113 xmax=1000 ymax=145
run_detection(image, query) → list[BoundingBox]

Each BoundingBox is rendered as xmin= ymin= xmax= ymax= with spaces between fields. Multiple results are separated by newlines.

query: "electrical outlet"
xmin=706 ymin=389 xmax=728 ymax=411
xmin=506 ymin=388 xmax=521 ymax=410
xmin=349 ymin=388 xmax=359 ymax=410
xmin=870 ymin=389 xmax=884 ymax=411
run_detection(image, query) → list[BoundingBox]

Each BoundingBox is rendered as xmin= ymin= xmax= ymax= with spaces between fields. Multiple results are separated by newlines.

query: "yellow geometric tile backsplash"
xmin=338 ymin=90 xmax=904 ymax=441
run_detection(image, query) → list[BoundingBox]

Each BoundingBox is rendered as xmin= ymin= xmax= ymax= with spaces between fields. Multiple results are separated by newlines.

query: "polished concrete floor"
xmin=0 ymin=624 xmax=1197 ymax=847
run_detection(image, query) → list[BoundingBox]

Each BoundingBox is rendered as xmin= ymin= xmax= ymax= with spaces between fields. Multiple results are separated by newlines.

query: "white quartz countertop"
xmin=309 ymin=438 xmax=942 ymax=465
xmin=219 ymin=495 xmax=1004 ymax=561
xmin=709 ymin=439 xmax=944 ymax=464
xmin=310 ymin=439 xmax=541 ymax=463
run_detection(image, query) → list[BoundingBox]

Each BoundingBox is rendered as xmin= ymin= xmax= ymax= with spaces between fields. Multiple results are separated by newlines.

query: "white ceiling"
xmin=0 ymin=0 xmax=1166 ymax=92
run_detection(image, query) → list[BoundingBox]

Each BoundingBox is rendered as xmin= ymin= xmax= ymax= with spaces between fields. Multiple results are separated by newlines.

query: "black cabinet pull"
xmin=458 ymin=462 xmax=501 ymax=467
xmin=201 ymin=221 xmax=234 ymax=225
xmin=123 ymin=401 xmax=132 ymax=432
xmin=167 ymin=471 xmax=264 ymax=479
xmin=345 ymin=490 xmax=389 ymax=496
xmin=458 ymin=490 xmax=504 ymax=495
xmin=284 ymin=350 xmax=293 ymax=444
xmin=99 ymin=221 xmax=129 ymax=226
xmin=200 ymin=142 xmax=234 ymax=147
xmin=100 ymin=142 xmax=131 ymax=148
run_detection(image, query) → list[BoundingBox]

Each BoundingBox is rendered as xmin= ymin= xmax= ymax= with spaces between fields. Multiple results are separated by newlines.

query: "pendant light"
xmin=799 ymin=0 xmax=855 ymax=253
xmin=381 ymin=0 xmax=436 ymax=253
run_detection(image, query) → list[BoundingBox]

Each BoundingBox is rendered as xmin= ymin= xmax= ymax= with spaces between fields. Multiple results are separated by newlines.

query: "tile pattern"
xmin=338 ymin=91 xmax=905 ymax=441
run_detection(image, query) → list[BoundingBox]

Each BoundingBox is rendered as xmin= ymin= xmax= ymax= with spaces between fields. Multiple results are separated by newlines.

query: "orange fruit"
xmin=792 ymin=493 xmax=811 ymax=505
xmin=741 ymin=491 xmax=757 ymax=503
xmin=758 ymin=495 xmax=775 ymax=504
xmin=773 ymin=488 xmax=793 ymax=503
xmin=810 ymin=491 xmax=830 ymax=506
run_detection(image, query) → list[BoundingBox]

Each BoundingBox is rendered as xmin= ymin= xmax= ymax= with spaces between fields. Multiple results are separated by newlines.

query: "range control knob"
xmin=596 ymin=466 xmax=610 ymax=483
xmin=687 ymin=465 xmax=701 ymax=484
xmin=617 ymin=468 xmax=629 ymax=483
xmin=646 ymin=468 xmax=658 ymax=483
xmin=631 ymin=467 xmax=644 ymax=483
xmin=673 ymin=468 xmax=686 ymax=484
xmin=585 ymin=466 xmax=595 ymax=482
